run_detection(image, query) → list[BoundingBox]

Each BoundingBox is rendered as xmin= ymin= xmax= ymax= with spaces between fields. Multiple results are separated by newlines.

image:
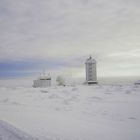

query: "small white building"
xmin=33 ymin=72 xmax=51 ymax=88
xmin=85 ymin=56 xmax=97 ymax=84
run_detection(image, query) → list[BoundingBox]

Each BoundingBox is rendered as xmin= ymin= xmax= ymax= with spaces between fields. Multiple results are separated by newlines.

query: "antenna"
xmin=43 ymin=68 xmax=46 ymax=76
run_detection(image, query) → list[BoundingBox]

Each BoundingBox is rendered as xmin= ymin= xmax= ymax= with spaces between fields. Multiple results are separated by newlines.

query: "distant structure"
xmin=134 ymin=80 xmax=140 ymax=85
xmin=33 ymin=71 xmax=51 ymax=88
xmin=85 ymin=56 xmax=97 ymax=84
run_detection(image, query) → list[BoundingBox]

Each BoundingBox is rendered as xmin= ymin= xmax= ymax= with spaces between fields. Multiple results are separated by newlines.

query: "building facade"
xmin=33 ymin=73 xmax=51 ymax=88
xmin=85 ymin=56 xmax=97 ymax=84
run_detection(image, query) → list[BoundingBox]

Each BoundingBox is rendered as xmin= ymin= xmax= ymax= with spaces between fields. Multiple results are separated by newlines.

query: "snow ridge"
xmin=0 ymin=120 xmax=37 ymax=140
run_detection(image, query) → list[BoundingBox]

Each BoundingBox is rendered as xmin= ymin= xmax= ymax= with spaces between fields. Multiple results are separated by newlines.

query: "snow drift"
xmin=0 ymin=120 xmax=36 ymax=140
xmin=0 ymin=84 xmax=140 ymax=140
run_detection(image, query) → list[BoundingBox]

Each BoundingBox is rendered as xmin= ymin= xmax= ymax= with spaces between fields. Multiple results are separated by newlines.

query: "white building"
xmin=33 ymin=72 xmax=51 ymax=88
xmin=85 ymin=56 xmax=97 ymax=84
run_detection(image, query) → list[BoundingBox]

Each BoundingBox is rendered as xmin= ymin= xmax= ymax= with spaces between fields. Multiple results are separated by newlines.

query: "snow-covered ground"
xmin=0 ymin=84 xmax=140 ymax=140
xmin=0 ymin=120 xmax=36 ymax=140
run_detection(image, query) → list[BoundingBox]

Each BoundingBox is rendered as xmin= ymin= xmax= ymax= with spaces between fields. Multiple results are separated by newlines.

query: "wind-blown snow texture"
xmin=0 ymin=84 xmax=140 ymax=140
xmin=0 ymin=120 xmax=36 ymax=140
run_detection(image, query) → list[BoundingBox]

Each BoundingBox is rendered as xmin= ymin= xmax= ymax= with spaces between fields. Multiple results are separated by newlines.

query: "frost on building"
xmin=33 ymin=72 xmax=51 ymax=88
xmin=85 ymin=56 xmax=97 ymax=84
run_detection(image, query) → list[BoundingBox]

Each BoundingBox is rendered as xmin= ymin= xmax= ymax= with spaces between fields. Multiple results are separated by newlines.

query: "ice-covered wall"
xmin=85 ymin=56 xmax=97 ymax=84
xmin=33 ymin=78 xmax=51 ymax=88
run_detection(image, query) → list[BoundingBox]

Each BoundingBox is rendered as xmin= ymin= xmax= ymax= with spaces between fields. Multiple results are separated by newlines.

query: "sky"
xmin=0 ymin=0 xmax=140 ymax=79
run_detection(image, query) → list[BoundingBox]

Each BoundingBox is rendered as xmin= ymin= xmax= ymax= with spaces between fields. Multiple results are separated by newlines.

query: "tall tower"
xmin=85 ymin=56 xmax=97 ymax=84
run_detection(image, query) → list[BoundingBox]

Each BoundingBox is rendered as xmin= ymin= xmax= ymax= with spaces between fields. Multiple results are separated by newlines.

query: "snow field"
xmin=0 ymin=84 xmax=140 ymax=140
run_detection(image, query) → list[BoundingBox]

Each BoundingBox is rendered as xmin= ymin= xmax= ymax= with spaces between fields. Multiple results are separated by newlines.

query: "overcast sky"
xmin=0 ymin=0 xmax=140 ymax=79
